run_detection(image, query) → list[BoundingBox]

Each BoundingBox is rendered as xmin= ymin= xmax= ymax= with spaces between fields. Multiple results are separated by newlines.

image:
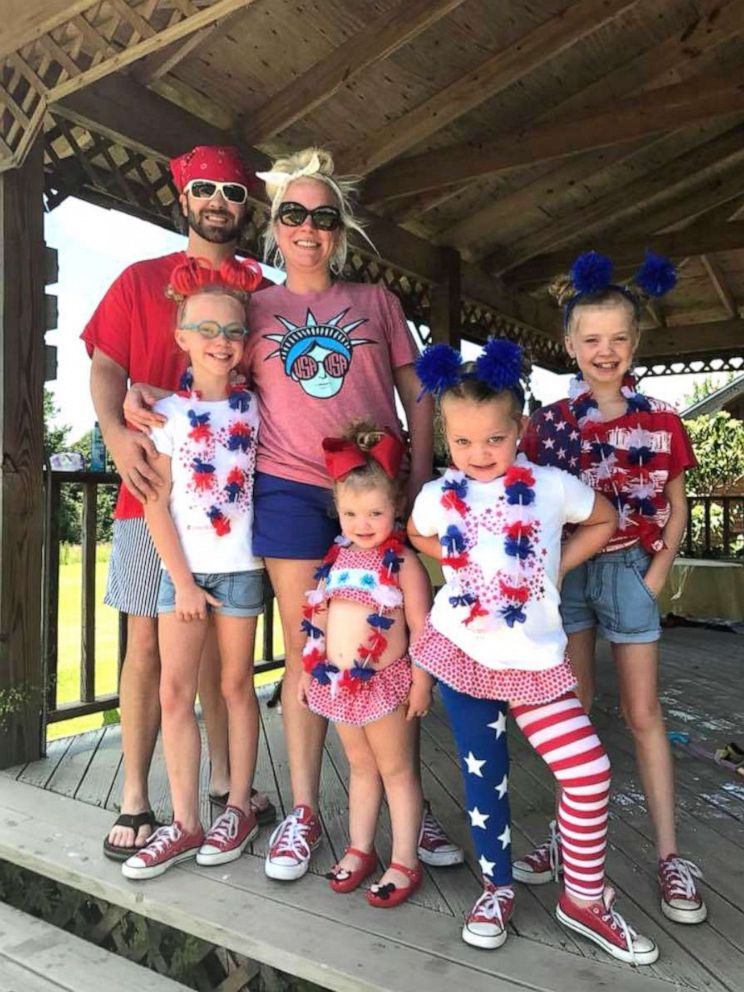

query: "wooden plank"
xmin=638 ymin=319 xmax=744 ymax=359
xmin=700 ymin=254 xmax=738 ymax=317
xmin=0 ymin=901 xmax=191 ymax=991
xmin=429 ymin=247 xmax=462 ymax=346
xmin=0 ymin=136 xmax=44 ymax=767
xmin=244 ymin=0 xmax=467 ymax=144
xmin=364 ymin=75 xmax=744 ymax=202
xmin=338 ymin=0 xmax=640 ymax=175
xmin=0 ymin=778 xmax=673 ymax=992
xmin=74 ymin=723 xmax=123 ymax=807
xmin=6 ymin=736 xmax=70 ymax=788
xmin=45 ymin=727 xmax=104 ymax=798
xmin=0 ymin=1 xmax=96 ymax=60
xmin=80 ymin=480 xmax=97 ymax=703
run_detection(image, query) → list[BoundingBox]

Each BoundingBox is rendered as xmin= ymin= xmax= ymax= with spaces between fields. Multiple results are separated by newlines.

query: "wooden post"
xmin=430 ymin=247 xmax=461 ymax=346
xmin=0 ymin=138 xmax=45 ymax=767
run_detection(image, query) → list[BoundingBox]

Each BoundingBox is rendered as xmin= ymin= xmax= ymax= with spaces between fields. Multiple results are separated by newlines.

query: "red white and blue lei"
xmin=177 ymin=366 xmax=255 ymax=538
xmin=440 ymin=464 xmax=539 ymax=632
xmin=301 ymin=532 xmax=405 ymax=696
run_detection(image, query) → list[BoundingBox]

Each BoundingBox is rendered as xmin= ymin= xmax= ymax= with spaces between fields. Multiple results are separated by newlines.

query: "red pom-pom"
xmin=504 ymin=520 xmax=534 ymax=539
xmin=504 ymin=465 xmax=535 ymax=487
xmin=218 ymin=257 xmax=263 ymax=294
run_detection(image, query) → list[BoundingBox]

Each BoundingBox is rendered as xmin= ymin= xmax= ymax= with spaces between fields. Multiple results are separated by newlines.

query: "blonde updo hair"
xmin=261 ymin=147 xmax=374 ymax=274
xmin=548 ymin=274 xmax=640 ymax=340
xmin=333 ymin=420 xmax=401 ymax=505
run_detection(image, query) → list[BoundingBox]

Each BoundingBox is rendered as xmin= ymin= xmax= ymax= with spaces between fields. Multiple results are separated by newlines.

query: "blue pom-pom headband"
xmin=562 ymin=249 xmax=677 ymax=329
xmin=416 ymin=337 xmax=525 ymax=404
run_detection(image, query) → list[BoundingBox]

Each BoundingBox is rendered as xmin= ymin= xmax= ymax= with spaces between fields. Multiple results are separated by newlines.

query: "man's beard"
xmin=187 ymin=205 xmax=241 ymax=244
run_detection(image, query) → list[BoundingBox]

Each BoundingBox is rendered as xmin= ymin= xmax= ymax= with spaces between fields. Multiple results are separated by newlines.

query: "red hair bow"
xmin=169 ymin=256 xmax=263 ymax=298
xmin=322 ymin=429 xmax=405 ymax=481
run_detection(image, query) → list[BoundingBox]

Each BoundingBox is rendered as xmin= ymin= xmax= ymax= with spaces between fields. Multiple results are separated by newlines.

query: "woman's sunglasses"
xmin=184 ymin=179 xmax=249 ymax=205
xmin=180 ymin=320 xmax=248 ymax=341
xmin=277 ymin=201 xmax=342 ymax=231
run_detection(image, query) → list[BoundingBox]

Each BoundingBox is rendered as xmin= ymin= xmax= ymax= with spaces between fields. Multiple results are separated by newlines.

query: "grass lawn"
xmin=50 ymin=547 xmax=284 ymax=741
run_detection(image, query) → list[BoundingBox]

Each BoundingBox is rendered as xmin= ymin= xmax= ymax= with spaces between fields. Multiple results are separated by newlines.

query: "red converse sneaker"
xmin=121 ymin=822 xmax=204 ymax=880
xmin=462 ymin=883 xmax=514 ymax=949
xmin=265 ymin=805 xmax=321 ymax=881
xmin=512 ymin=819 xmax=562 ymax=885
xmin=658 ymin=855 xmax=707 ymax=924
xmin=417 ymin=802 xmax=464 ymax=867
xmin=556 ymin=887 xmax=659 ymax=965
xmin=196 ymin=806 xmax=258 ymax=867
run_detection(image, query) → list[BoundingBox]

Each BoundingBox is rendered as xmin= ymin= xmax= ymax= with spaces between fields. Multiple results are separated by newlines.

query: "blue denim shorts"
xmin=253 ymin=471 xmax=339 ymax=560
xmin=560 ymin=544 xmax=661 ymax=644
xmin=157 ymin=569 xmax=265 ymax=618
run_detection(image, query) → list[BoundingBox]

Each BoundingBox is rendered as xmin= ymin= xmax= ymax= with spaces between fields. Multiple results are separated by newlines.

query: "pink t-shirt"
xmin=244 ymin=281 xmax=419 ymax=489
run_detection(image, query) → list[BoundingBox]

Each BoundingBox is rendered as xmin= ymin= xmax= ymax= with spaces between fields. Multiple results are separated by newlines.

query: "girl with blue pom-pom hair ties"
xmin=516 ymin=251 xmax=705 ymax=927
xmin=408 ymin=339 xmax=659 ymax=964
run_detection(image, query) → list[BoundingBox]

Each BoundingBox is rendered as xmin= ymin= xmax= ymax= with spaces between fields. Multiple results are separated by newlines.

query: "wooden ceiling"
xmin=3 ymin=0 xmax=744 ymax=373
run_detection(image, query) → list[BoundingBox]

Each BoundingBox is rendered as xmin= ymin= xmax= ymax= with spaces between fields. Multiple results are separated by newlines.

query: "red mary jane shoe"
xmin=367 ymin=861 xmax=423 ymax=908
xmin=326 ymin=847 xmax=378 ymax=894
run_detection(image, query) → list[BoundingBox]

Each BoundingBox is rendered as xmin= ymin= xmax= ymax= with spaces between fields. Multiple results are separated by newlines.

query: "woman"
xmin=125 ymin=147 xmax=462 ymax=881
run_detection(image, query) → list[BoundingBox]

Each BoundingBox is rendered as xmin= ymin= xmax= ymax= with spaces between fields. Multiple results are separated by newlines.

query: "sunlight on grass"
xmin=49 ymin=549 xmax=284 ymax=740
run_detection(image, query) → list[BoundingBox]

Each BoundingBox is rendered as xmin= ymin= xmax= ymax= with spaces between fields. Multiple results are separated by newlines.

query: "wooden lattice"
xmin=0 ymin=858 xmax=325 ymax=991
xmin=1 ymin=0 xmax=253 ymax=171
xmin=461 ymin=298 xmax=569 ymax=373
xmin=635 ymin=354 xmax=744 ymax=378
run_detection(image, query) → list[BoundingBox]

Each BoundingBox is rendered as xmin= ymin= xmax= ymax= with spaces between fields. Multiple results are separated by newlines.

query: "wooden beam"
xmin=132 ymin=8 xmax=249 ymax=86
xmin=506 ymin=220 xmax=744 ymax=284
xmin=700 ymin=254 xmax=738 ymax=318
xmin=337 ymin=0 xmax=639 ymax=176
xmin=243 ymin=0 xmax=467 ymax=145
xmin=638 ymin=319 xmax=744 ymax=358
xmin=485 ymin=125 xmax=744 ymax=276
xmin=436 ymin=0 xmax=744 ymax=248
xmin=0 ymin=1 xmax=96 ymax=59
xmin=364 ymin=75 xmax=744 ymax=202
xmin=0 ymin=136 xmax=45 ymax=766
xmin=429 ymin=248 xmax=462 ymax=346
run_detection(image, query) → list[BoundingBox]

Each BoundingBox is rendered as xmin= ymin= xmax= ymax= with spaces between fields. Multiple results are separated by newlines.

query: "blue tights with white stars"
xmin=440 ymin=684 xmax=611 ymax=898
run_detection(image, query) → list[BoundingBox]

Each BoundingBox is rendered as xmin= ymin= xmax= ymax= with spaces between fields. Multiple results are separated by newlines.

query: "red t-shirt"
xmin=521 ymin=396 xmax=697 ymax=552
xmin=81 ymin=251 xmax=271 ymax=519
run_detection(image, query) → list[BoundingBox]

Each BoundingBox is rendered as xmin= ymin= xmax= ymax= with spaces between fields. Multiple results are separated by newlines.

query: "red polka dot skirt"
xmin=307 ymin=655 xmax=412 ymax=726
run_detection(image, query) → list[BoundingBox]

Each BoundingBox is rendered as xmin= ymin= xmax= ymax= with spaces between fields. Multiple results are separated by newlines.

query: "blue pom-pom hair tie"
xmin=415 ymin=337 xmax=525 ymax=404
xmin=560 ymin=249 xmax=677 ymax=330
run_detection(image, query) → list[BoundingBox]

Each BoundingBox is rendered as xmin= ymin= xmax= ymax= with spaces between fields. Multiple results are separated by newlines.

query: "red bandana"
xmin=169 ymin=145 xmax=249 ymax=193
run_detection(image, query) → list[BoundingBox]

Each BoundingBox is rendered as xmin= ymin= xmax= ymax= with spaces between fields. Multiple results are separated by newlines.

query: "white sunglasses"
xmin=183 ymin=179 xmax=248 ymax=205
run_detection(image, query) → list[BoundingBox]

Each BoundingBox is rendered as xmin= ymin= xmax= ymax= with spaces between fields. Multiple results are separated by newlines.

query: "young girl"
xmin=408 ymin=338 xmax=658 ymax=964
xmin=516 ymin=251 xmax=705 ymax=925
xmin=296 ymin=423 xmax=434 ymax=907
xmin=122 ymin=256 xmax=264 ymax=879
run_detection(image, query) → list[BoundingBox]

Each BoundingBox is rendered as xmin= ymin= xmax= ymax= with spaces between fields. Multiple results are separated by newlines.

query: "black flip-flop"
xmin=209 ymin=787 xmax=277 ymax=826
xmin=102 ymin=810 xmax=160 ymax=862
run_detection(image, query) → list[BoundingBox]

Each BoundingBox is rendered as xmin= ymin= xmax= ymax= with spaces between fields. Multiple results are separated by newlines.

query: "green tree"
xmin=682 ymin=371 xmax=737 ymax=409
xmin=685 ymin=411 xmax=744 ymax=496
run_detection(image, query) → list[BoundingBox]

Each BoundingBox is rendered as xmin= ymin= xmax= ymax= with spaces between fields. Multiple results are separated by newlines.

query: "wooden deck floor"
xmin=1 ymin=627 xmax=743 ymax=992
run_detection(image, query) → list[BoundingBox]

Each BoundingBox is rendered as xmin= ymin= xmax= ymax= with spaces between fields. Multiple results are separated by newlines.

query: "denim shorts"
xmin=560 ymin=544 xmax=661 ymax=644
xmin=253 ymin=471 xmax=339 ymax=560
xmin=157 ymin=569 xmax=265 ymax=618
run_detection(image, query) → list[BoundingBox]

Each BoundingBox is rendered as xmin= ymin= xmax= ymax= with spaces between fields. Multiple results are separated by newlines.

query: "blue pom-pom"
xmin=570 ymin=251 xmax=613 ymax=295
xmin=416 ymin=344 xmax=462 ymax=395
xmin=634 ymin=250 xmax=677 ymax=298
xmin=475 ymin=338 xmax=523 ymax=391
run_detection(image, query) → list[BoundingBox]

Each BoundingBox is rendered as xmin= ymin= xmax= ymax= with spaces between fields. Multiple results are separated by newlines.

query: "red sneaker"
xmin=658 ymin=855 xmax=707 ymax=924
xmin=462 ymin=882 xmax=514 ymax=949
xmin=417 ymin=802 xmax=464 ymax=867
xmin=556 ymin=887 xmax=659 ymax=965
xmin=121 ymin=822 xmax=204 ymax=880
xmin=264 ymin=805 xmax=322 ymax=881
xmin=196 ymin=806 xmax=258 ymax=867
xmin=512 ymin=819 xmax=562 ymax=885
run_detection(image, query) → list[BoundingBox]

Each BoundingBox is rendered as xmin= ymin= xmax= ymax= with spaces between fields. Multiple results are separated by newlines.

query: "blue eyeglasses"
xmin=179 ymin=320 xmax=248 ymax=341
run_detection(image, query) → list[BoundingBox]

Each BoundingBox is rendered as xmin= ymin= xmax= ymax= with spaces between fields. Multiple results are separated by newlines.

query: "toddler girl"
xmin=122 ymin=256 xmax=264 ymax=879
xmin=298 ymin=423 xmax=433 ymax=907
xmin=517 ymin=251 xmax=705 ymax=925
xmin=408 ymin=338 xmax=658 ymax=964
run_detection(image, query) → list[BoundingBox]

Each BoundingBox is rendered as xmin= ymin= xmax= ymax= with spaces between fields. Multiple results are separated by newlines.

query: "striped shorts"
xmin=104 ymin=517 xmax=161 ymax=618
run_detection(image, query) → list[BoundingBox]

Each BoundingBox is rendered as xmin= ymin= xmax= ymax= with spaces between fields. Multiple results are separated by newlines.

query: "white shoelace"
xmin=601 ymin=888 xmax=639 ymax=966
xmin=208 ymin=808 xmax=240 ymax=843
xmin=271 ymin=812 xmax=311 ymax=860
xmin=661 ymin=857 xmax=703 ymax=899
xmin=143 ymin=824 xmax=181 ymax=859
xmin=526 ymin=819 xmax=561 ymax=878
xmin=471 ymin=886 xmax=514 ymax=927
xmin=420 ymin=809 xmax=449 ymax=845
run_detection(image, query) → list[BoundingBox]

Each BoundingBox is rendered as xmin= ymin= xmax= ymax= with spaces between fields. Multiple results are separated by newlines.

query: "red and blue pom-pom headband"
xmin=562 ymin=249 xmax=677 ymax=329
xmin=416 ymin=337 xmax=525 ymax=404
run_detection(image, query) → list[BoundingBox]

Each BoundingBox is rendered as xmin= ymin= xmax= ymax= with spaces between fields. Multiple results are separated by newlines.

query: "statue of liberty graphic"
xmin=263 ymin=307 xmax=373 ymax=398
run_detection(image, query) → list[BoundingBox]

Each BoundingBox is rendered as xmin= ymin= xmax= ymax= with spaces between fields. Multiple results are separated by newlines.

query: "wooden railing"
xmin=685 ymin=495 xmax=744 ymax=560
xmin=42 ymin=470 xmax=282 ymax=726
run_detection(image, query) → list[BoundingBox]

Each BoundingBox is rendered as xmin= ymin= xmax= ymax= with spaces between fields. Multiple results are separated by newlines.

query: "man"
xmin=84 ymin=145 xmax=273 ymax=859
